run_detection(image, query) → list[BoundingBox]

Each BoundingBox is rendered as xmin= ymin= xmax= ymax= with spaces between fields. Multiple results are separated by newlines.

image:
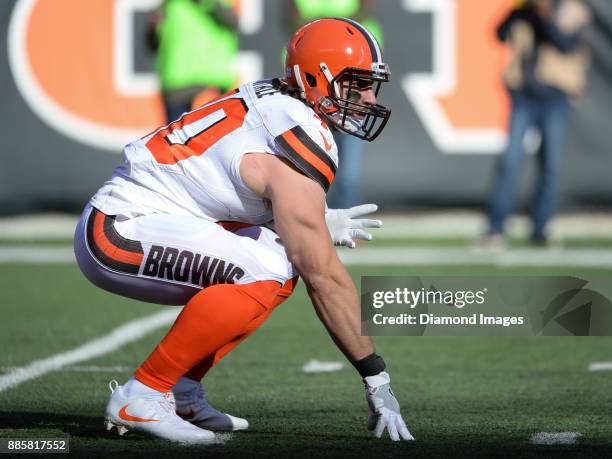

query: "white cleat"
xmin=104 ymin=380 xmax=218 ymax=445
xmin=173 ymin=377 xmax=248 ymax=432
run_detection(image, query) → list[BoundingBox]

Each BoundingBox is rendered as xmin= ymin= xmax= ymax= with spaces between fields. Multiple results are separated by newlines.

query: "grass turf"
xmin=1 ymin=262 xmax=612 ymax=457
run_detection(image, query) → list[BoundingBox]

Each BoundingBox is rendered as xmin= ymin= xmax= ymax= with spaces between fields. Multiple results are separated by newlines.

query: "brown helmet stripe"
xmin=334 ymin=17 xmax=381 ymax=63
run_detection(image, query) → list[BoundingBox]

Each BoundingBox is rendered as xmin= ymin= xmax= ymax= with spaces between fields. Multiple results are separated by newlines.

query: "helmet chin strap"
xmin=319 ymin=62 xmax=363 ymax=133
xmin=319 ymin=62 xmax=339 ymax=97
xmin=343 ymin=116 xmax=363 ymax=132
xmin=292 ymin=64 xmax=306 ymax=99
xmin=330 ymin=111 xmax=362 ymax=133
xmin=294 ymin=61 xmax=363 ymax=134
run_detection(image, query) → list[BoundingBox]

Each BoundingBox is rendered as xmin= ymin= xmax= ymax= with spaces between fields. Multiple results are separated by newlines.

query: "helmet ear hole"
xmin=305 ymin=73 xmax=317 ymax=87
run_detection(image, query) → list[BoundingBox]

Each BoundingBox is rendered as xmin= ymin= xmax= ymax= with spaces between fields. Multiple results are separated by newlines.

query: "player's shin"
xmin=172 ymin=309 xmax=274 ymax=432
xmin=172 ymin=278 xmax=298 ymax=431
xmin=134 ymin=281 xmax=282 ymax=393
xmin=182 ymin=277 xmax=298 ymax=382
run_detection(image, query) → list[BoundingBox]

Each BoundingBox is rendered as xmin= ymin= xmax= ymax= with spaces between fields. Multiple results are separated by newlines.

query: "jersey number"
xmin=146 ymin=96 xmax=248 ymax=165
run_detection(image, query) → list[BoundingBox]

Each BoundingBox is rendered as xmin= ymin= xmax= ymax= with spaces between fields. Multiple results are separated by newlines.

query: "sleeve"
xmin=258 ymin=94 xmax=339 ymax=191
xmin=273 ymin=124 xmax=338 ymax=192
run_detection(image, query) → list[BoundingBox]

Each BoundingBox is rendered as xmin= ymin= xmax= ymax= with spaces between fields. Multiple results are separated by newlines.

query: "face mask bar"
xmin=318 ymin=67 xmax=392 ymax=141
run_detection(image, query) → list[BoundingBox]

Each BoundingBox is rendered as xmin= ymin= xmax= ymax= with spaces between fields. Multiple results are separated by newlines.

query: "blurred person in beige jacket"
xmin=486 ymin=0 xmax=591 ymax=246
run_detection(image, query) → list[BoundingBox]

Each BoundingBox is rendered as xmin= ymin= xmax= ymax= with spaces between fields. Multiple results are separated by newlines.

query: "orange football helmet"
xmin=285 ymin=17 xmax=391 ymax=141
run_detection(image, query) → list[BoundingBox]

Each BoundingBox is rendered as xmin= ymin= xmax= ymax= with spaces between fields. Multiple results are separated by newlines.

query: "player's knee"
xmin=190 ymin=279 xmax=280 ymax=302
xmin=278 ymin=276 xmax=299 ymax=299
xmin=231 ymin=280 xmax=283 ymax=310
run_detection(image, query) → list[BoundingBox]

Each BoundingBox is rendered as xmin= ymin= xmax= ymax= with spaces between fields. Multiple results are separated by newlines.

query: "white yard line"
xmin=302 ymin=360 xmax=344 ymax=373
xmin=378 ymin=212 xmax=612 ymax=239
xmin=2 ymin=212 xmax=610 ymax=239
xmin=588 ymin=361 xmax=612 ymax=371
xmin=0 ymin=214 xmax=78 ymax=239
xmin=0 ymin=246 xmax=75 ymax=263
xmin=0 ymin=309 xmax=179 ymax=393
xmin=530 ymin=432 xmax=582 ymax=445
xmin=338 ymin=247 xmax=612 ymax=268
xmin=3 ymin=246 xmax=612 ymax=267
xmin=0 ymin=365 xmax=130 ymax=373
xmin=58 ymin=365 xmax=131 ymax=372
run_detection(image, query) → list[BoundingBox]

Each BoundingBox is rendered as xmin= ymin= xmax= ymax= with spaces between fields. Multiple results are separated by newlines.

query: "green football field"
xmin=1 ymin=250 xmax=612 ymax=457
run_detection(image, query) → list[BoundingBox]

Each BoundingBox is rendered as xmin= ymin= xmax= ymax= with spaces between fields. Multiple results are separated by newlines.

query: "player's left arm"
xmin=241 ymin=152 xmax=370 ymax=360
xmin=240 ymin=152 xmax=414 ymax=441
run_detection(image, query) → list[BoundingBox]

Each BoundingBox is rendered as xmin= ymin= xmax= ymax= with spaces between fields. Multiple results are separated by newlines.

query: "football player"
xmin=74 ymin=18 xmax=413 ymax=444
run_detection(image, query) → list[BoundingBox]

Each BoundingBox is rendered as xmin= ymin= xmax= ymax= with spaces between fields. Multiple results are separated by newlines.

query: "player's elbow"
xmin=301 ymin=270 xmax=333 ymax=295
xmin=290 ymin=251 xmax=333 ymax=286
xmin=298 ymin=262 xmax=344 ymax=297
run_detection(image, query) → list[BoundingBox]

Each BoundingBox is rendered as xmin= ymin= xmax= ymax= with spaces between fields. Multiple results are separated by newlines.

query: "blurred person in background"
xmin=485 ymin=0 xmax=591 ymax=246
xmin=147 ymin=0 xmax=239 ymax=123
xmin=285 ymin=0 xmax=384 ymax=208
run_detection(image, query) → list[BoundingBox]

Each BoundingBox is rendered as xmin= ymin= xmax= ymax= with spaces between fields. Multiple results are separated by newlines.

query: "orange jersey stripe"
xmin=281 ymin=130 xmax=335 ymax=185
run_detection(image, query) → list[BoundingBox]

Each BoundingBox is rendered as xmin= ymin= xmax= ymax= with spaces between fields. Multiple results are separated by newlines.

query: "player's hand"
xmin=325 ymin=204 xmax=382 ymax=249
xmin=364 ymin=371 xmax=415 ymax=441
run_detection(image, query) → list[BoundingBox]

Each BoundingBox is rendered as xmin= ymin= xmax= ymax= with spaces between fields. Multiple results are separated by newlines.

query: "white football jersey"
xmin=90 ymin=80 xmax=339 ymax=225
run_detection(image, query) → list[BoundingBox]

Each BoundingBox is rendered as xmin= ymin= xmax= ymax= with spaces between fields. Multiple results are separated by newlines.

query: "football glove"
xmin=365 ymin=371 xmax=414 ymax=441
xmin=325 ymin=204 xmax=382 ymax=249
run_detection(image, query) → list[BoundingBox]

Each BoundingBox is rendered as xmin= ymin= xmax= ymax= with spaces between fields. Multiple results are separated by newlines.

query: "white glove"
xmin=365 ymin=371 xmax=415 ymax=441
xmin=325 ymin=204 xmax=382 ymax=249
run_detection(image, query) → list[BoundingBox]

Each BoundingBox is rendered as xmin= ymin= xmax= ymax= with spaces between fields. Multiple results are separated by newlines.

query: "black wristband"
xmin=352 ymin=353 xmax=386 ymax=378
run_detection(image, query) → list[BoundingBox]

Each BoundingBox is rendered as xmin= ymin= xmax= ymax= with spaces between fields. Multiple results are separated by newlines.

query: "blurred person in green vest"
xmin=148 ymin=0 xmax=239 ymax=123
xmin=143 ymin=0 xmax=242 ymax=429
xmin=285 ymin=0 xmax=383 ymax=209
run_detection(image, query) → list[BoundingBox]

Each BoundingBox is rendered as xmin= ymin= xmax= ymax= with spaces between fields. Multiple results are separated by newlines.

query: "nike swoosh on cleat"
xmin=118 ymin=404 xmax=160 ymax=423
